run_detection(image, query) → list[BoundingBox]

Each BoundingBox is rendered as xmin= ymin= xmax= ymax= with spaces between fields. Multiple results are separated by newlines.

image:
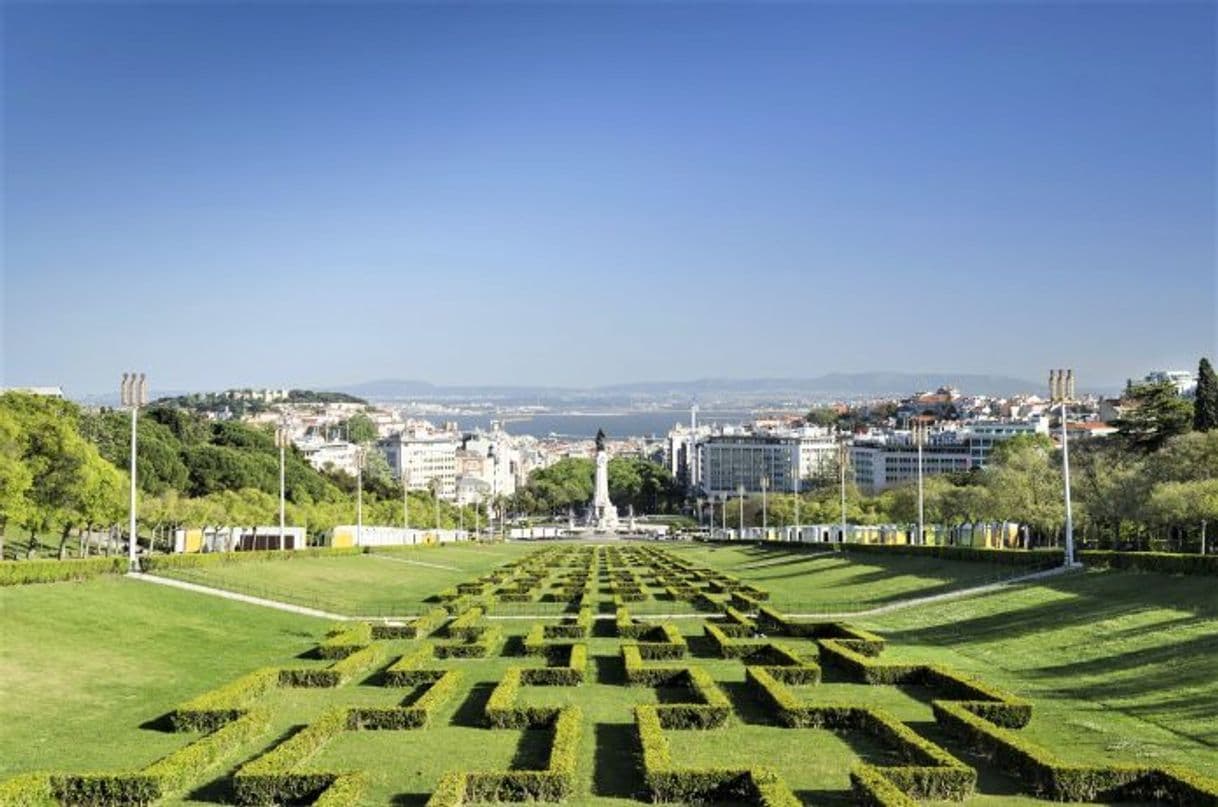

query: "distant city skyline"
xmin=3 ymin=3 xmax=1214 ymax=394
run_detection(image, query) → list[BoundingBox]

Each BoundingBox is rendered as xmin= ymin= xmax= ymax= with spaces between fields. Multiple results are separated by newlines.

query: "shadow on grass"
xmin=795 ymin=789 xmax=854 ymax=806
xmin=593 ymin=654 xmax=626 ymax=685
xmin=594 ymin=722 xmax=643 ymax=799
xmin=139 ymin=714 xmax=176 ymax=733
xmin=721 ymin=680 xmax=776 ymax=726
xmin=390 ymin=794 xmax=431 ymax=807
xmin=511 ymin=727 xmax=553 ymax=770
xmin=450 ymin=682 xmax=496 ymax=727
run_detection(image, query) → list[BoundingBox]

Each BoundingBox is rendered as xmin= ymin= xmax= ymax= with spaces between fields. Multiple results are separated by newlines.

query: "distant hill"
xmin=334 ymin=372 xmax=1042 ymax=402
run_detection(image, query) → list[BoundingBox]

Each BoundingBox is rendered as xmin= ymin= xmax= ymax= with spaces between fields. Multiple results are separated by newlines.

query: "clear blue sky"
xmin=3 ymin=2 xmax=1214 ymax=395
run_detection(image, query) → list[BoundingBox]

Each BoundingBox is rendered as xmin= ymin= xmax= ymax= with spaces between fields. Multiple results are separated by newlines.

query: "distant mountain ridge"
xmin=336 ymin=372 xmax=1043 ymax=401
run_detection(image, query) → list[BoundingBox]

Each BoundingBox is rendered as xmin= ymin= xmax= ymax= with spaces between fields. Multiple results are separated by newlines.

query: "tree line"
xmin=0 ymin=393 xmax=484 ymax=559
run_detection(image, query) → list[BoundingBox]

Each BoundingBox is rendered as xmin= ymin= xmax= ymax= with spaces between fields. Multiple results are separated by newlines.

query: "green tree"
xmin=1114 ymin=381 xmax=1194 ymax=452
xmin=1147 ymin=479 xmax=1218 ymax=550
xmin=0 ymin=407 xmax=33 ymax=558
xmin=1194 ymin=357 xmax=1218 ymax=432
xmin=983 ymin=435 xmax=1064 ymax=541
xmin=341 ymin=413 xmax=378 ymax=444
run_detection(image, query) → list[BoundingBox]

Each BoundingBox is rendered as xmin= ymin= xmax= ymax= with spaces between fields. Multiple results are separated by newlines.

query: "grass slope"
xmin=152 ymin=543 xmax=538 ymax=616
xmin=665 ymin=542 xmax=1038 ymax=611
xmin=861 ymin=567 xmax=1218 ymax=776
xmin=0 ymin=576 xmax=328 ymax=777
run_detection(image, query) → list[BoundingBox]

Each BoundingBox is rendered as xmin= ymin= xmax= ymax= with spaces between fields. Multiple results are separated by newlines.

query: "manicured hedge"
xmin=635 ymin=705 xmax=800 ymax=806
xmin=384 ymin=643 xmax=435 ymax=687
xmin=347 ymin=669 xmax=462 ymax=730
xmin=635 ymin=623 xmax=687 ymax=659
xmin=816 ymin=641 xmax=1030 ymax=727
xmin=142 ymin=547 xmax=363 ymax=573
xmin=317 ymin=622 xmax=372 ymax=659
xmin=0 ymin=773 xmax=54 ymax=807
xmin=0 ymin=557 xmax=128 ymax=587
xmin=279 ymin=643 xmax=382 ymax=688
xmin=1081 ymin=550 xmax=1218 ymax=576
xmin=170 ymin=667 xmax=279 ymax=732
xmin=850 ymin=764 xmax=918 ymax=807
xmin=616 ymin=607 xmax=651 ymax=640
xmin=521 ymin=644 xmax=588 ymax=687
xmin=743 ymin=668 xmax=974 ymax=800
xmin=53 ymin=709 xmax=269 ymax=805
xmin=933 ymin=700 xmax=1218 ymax=804
xmin=838 ymin=543 xmax=1064 ymax=567
xmin=233 ymin=707 xmax=350 ymax=805
xmin=446 ymin=607 xmax=485 ymax=642
xmin=434 ymin=625 xmax=502 ymax=659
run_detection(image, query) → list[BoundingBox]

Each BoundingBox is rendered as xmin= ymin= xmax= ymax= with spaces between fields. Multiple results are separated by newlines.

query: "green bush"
xmin=51 ymin=710 xmax=270 ymax=805
xmin=313 ymin=773 xmax=367 ymax=807
xmin=850 ymin=764 xmax=918 ymax=806
xmin=142 ymin=547 xmax=362 ymax=573
xmin=233 ymin=707 xmax=349 ymax=805
xmin=635 ymin=705 xmax=799 ymax=805
xmin=347 ymin=670 xmax=462 ymax=730
xmin=0 ymin=773 xmax=54 ymax=807
xmin=384 ymin=643 xmax=435 ymax=687
xmin=838 ymin=543 xmax=1064 ymax=566
xmin=0 ymin=557 xmax=127 ymax=587
xmin=932 ymin=700 xmax=1218 ymax=803
xmin=446 ymin=607 xmax=485 ymax=642
xmin=169 ymin=667 xmax=279 ymax=732
xmin=435 ymin=625 xmax=501 ymax=659
xmin=317 ymin=622 xmax=372 ymax=659
xmin=1081 ymin=550 xmax=1218 ymax=576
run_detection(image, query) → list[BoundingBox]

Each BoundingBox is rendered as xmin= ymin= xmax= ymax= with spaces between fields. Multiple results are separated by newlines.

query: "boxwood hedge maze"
xmin=4 ymin=544 xmax=1216 ymax=806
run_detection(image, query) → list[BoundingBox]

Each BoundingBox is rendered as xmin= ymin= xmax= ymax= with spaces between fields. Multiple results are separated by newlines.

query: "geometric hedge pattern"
xmin=3 ymin=544 xmax=1216 ymax=806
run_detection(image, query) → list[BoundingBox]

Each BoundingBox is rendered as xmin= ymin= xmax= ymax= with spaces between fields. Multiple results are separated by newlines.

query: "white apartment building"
xmin=380 ymin=433 xmax=460 ymax=500
xmin=850 ymin=440 xmax=974 ymax=493
xmin=297 ymin=438 xmax=363 ymax=477
xmin=698 ymin=435 xmax=798 ymax=497
xmin=849 ymin=418 xmax=1048 ymax=493
xmin=1144 ymin=370 xmax=1198 ymax=397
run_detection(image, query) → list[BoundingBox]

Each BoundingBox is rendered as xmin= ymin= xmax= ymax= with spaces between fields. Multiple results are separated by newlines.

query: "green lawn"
xmin=0 ymin=576 xmax=328 ymax=777
xmin=663 ymin=542 xmax=1045 ymax=612
xmin=3 ymin=542 xmax=1215 ymax=805
xmin=860 ymin=567 xmax=1218 ymax=776
xmin=151 ymin=543 xmax=540 ymax=616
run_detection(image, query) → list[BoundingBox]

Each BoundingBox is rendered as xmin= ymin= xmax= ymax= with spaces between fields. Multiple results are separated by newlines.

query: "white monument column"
xmin=591 ymin=429 xmax=619 ymax=529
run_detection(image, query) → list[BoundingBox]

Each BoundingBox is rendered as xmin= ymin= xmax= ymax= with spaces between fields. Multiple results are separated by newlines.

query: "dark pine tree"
xmin=1194 ymin=357 xmax=1218 ymax=432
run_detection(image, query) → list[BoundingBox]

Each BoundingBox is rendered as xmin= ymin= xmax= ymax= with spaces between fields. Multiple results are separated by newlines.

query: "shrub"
xmin=838 ymin=543 xmax=1064 ymax=567
xmin=1081 ymin=550 xmax=1218 ymax=576
xmin=317 ymin=623 xmax=372 ymax=659
xmin=52 ymin=710 xmax=270 ymax=805
xmin=0 ymin=557 xmax=128 ymax=587
xmin=435 ymin=625 xmax=501 ymax=659
xmin=280 ymin=643 xmax=381 ymax=688
xmin=142 ymin=547 xmax=362 ymax=573
xmin=313 ymin=773 xmax=367 ymax=807
xmin=446 ymin=607 xmax=485 ymax=642
xmin=384 ymin=643 xmax=435 ymax=686
xmin=634 ymin=705 xmax=799 ymax=805
xmin=0 ymin=773 xmax=54 ymax=807
xmin=170 ymin=667 xmax=279 ymax=732
xmin=635 ymin=623 xmax=687 ymax=659
xmin=932 ymin=701 xmax=1218 ymax=803
xmin=233 ymin=707 xmax=349 ymax=805
xmin=347 ymin=670 xmax=462 ymax=730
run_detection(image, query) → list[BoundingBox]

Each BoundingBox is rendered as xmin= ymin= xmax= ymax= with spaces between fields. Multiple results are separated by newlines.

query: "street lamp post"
xmin=696 ymin=497 xmax=704 ymax=530
xmin=737 ymin=484 xmax=745 ymax=539
xmin=120 ymin=372 xmax=147 ymax=570
xmin=356 ymin=446 xmax=365 ymax=547
xmin=793 ymin=472 xmax=800 ymax=544
xmin=912 ymin=420 xmax=927 ymax=546
xmin=402 ymin=455 xmax=410 ymax=532
xmin=838 ymin=433 xmax=849 ymax=542
xmin=275 ymin=418 xmax=289 ymax=550
xmin=760 ymin=476 xmax=769 ymax=537
xmin=1050 ymin=369 xmax=1077 ymax=566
